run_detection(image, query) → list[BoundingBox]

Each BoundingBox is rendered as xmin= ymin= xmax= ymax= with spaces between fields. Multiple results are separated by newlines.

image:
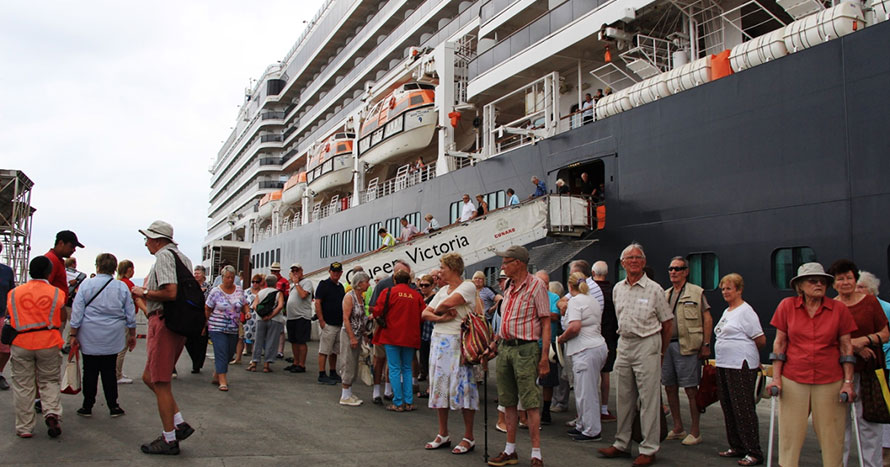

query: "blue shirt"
xmin=70 ymin=274 xmax=136 ymax=355
xmin=533 ymin=181 xmax=547 ymax=197
xmin=548 ymin=291 xmax=561 ymax=341
xmin=508 ymin=194 xmax=520 ymax=205
xmin=0 ymin=263 xmax=14 ymax=317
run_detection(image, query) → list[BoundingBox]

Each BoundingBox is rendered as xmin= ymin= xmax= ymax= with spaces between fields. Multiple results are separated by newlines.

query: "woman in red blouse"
xmin=766 ymin=262 xmax=857 ymax=467
xmin=829 ymin=259 xmax=889 ymax=467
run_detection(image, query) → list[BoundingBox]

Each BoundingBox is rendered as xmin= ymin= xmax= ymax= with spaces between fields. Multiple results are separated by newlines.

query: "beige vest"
xmin=665 ymin=283 xmax=705 ymax=355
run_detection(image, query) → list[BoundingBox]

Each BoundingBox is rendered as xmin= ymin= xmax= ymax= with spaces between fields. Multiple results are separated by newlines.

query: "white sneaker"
xmin=565 ymin=418 xmax=577 ymax=427
xmin=117 ymin=376 xmax=133 ymax=384
xmin=339 ymin=395 xmax=363 ymax=407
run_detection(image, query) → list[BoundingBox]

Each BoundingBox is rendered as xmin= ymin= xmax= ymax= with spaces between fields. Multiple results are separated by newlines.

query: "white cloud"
xmin=0 ymin=0 xmax=324 ymax=276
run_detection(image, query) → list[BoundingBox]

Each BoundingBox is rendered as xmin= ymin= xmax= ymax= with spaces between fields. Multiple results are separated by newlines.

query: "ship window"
xmin=484 ymin=190 xmax=506 ymax=211
xmin=686 ymin=252 xmax=719 ymax=290
xmin=419 ymin=83 xmax=435 ymax=90
xmin=369 ymin=222 xmax=382 ymax=249
xmin=404 ymin=83 xmax=418 ymax=90
xmin=484 ymin=267 xmax=499 ymax=287
xmin=772 ymin=247 xmax=817 ymax=289
xmin=385 ymin=217 xmax=400 ymax=238
xmin=337 ymin=143 xmax=348 ymax=152
xmin=615 ymin=260 xmax=626 ymax=283
xmin=276 ymin=248 xmax=281 ymax=264
xmin=342 ymin=230 xmax=352 ymax=256
xmin=331 ymin=233 xmax=340 ymax=257
xmin=450 ymin=201 xmax=461 ymax=223
xmin=410 ymin=95 xmax=424 ymax=106
xmin=320 ymin=236 xmax=328 ymax=259
xmin=354 ymin=226 xmax=367 ymax=254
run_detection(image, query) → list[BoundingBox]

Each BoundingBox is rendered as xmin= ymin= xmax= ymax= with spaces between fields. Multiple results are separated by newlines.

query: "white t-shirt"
xmin=564 ymin=293 xmax=605 ymax=356
xmin=459 ymin=201 xmax=475 ymax=222
xmin=429 ymin=280 xmax=477 ymax=335
xmin=286 ymin=278 xmax=314 ymax=320
xmin=714 ymin=302 xmax=763 ymax=369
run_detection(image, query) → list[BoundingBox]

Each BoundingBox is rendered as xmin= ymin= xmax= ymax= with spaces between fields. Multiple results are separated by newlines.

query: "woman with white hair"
xmin=557 ymin=271 xmax=606 ymax=441
xmin=858 ymin=271 xmax=890 ymax=464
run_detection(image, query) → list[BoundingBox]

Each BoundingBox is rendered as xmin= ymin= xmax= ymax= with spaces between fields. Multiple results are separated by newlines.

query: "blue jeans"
xmin=384 ymin=344 xmax=415 ymax=406
xmin=208 ymin=331 xmax=238 ymax=375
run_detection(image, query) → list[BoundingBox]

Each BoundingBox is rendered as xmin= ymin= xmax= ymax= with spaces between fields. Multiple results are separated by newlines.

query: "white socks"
xmin=531 ymin=448 xmax=542 ymax=460
xmin=601 ymin=405 xmax=609 ymax=414
xmin=163 ymin=430 xmax=176 ymax=443
xmin=173 ymin=412 xmax=184 ymax=426
xmin=384 ymin=382 xmax=393 ymax=396
xmin=341 ymin=387 xmax=352 ymax=399
xmin=504 ymin=442 xmax=516 ymax=455
xmin=373 ymin=385 xmax=381 ymax=398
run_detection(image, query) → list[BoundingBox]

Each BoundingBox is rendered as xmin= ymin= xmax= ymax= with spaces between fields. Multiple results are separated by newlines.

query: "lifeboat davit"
xmin=358 ymin=82 xmax=437 ymax=166
xmin=257 ymin=190 xmax=282 ymax=220
xmin=281 ymin=171 xmax=307 ymax=206
xmin=306 ymin=132 xmax=355 ymax=194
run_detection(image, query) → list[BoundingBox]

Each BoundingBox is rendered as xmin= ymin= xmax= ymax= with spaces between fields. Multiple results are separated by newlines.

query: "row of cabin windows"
xmin=319 ymin=212 xmax=422 ymax=259
xmin=611 ymin=247 xmax=817 ymax=290
xmin=449 ymin=190 xmax=507 ymax=223
xmin=252 ymin=248 xmax=281 ymax=270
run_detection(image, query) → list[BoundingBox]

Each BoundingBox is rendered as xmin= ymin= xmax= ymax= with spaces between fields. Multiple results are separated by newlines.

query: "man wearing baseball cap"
xmin=47 ymin=230 xmax=83 ymax=353
xmin=130 ymin=220 xmax=195 ymax=455
xmin=314 ymin=262 xmax=345 ymax=384
xmin=488 ymin=245 xmax=551 ymax=467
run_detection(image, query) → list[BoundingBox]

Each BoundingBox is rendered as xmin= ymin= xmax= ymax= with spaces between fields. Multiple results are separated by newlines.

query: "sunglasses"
xmin=806 ymin=278 xmax=827 ymax=285
xmin=668 ymin=266 xmax=688 ymax=272
xmin=419 ymin=283 xmax=432 ymax=287
xmin=251 ymin=280 xmax=261 ymax=283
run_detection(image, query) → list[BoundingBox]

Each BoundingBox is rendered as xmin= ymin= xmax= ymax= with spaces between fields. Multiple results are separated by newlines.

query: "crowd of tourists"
xmin=3 ymin=224 xmax=890 ymax=467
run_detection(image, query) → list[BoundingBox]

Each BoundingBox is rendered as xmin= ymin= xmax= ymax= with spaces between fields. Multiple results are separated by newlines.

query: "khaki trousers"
xmin=11 ymin=346 xmax=62 ymax=434
xmin=613 ymin=333 xmax=662 ymax=456
xmin=779 ymin=377 xmax=845 ymax=467
xmin=115 ymin=329 xmax=128 ymax=380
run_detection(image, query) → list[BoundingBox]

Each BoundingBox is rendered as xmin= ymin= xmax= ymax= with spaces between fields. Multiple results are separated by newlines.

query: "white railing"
xmin=359 ymin=162 xmax=438 ymax=203
xmin=482 ymin=72 xmax=560 ymax=159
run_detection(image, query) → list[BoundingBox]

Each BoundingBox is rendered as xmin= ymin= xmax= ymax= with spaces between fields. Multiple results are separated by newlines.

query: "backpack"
xmin=161 ymin=251 xmax=207 ymax=337
xmin=256 ymin=291 xmax=278 ymax=318
xmin=461 ymin=310 xmax=493 ymax=365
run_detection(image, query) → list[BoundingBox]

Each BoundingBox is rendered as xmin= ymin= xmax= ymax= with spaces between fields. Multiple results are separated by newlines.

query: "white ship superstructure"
xmin=204 ymin=0 xmax=890 ymax=274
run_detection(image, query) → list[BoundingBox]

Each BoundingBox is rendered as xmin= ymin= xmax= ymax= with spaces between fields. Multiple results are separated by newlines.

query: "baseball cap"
xmin=56 ymin=230 xmax=85 ymax=248
xmin=290 ymin=263 xmax=302 ymax=270
xmin=496 ymin=245 xmax=529 ymax=264
xmin=329 ymin=262 xmax=343 ymax=272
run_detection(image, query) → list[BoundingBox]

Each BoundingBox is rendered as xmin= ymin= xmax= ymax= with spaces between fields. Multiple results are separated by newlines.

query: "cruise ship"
xmin=205 ymin=0 xmax=890 ymax=341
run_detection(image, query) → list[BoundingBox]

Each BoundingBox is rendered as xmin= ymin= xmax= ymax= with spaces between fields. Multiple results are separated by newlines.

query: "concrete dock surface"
xmin=1 ymin=340 xmax=830 ymax=466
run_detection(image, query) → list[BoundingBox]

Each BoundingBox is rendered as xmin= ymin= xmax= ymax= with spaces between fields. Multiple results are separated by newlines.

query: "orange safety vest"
xmin=7 ymin=280 xmax=64 ymax=350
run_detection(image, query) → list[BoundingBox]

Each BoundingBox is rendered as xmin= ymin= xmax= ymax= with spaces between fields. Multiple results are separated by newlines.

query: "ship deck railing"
xmin=359 ymin=162 xmax=439 ymax=204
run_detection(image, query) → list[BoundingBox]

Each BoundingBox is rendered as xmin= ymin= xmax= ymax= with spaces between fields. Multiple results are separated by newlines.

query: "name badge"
xmin=637 ymin=298 xmax=649 ymax=304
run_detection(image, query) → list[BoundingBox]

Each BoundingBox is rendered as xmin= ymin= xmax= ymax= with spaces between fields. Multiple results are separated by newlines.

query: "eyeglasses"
xmin=806 ymin=278 xmax=827 ymax=285
xmin=502 ymin=258 xmax=517 ymax=266
xmin=668 ymin=266 xmax=688 ymax=272
xmin=419 ymin=283 xmax=432 ymax=287
xmin=622 ymin=255 xmax=644 ymax=261
xmin=251 ymin=280 xmax=261 ymax=283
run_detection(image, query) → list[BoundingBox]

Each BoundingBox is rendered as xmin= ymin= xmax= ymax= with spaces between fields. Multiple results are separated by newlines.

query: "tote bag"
xmin=61 ymin=343 xmax=81 ymax=395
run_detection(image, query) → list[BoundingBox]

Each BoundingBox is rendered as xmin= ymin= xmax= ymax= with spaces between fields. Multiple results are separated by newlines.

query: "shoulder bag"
xmin=859 ymin=343 xmax=890 ymax=424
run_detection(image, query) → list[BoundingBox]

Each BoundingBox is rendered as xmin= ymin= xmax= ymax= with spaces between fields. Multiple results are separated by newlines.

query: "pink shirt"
xmin=499 ymin=273 xmax=550 ymax=341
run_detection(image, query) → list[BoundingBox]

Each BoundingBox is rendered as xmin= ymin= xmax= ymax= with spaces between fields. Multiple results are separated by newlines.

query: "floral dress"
xmin=243 ymin=288 xmax=258 ymax=343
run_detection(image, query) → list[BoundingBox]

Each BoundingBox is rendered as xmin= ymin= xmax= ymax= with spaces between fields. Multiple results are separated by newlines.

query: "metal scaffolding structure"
xmin=0 ymin=170 xmax=35 ymax=284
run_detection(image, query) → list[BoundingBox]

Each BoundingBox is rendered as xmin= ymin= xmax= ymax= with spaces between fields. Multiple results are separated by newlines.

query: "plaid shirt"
xmin=421 ymin=294 xmax=435 ymax=341
xmin=499 ymin=273 xmax=550 ymax=341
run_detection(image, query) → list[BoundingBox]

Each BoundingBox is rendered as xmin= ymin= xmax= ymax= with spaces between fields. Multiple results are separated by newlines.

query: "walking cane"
xmin=841 ymin=392 xmax=865 ymax=467
xmin=766 ymin=386 xmax=778 ymax=467
xmin=483 ymin=357 xmax=489 ymax=463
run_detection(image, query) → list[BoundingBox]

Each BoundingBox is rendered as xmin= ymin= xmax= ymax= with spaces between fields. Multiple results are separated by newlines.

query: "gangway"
xmin=304 ymin=195 xmax=599 ymax=283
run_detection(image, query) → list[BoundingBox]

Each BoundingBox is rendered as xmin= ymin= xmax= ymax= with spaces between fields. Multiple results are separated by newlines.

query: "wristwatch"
xmin=142 ymin=288 xmax=148 ymax=298
xmin=703 ymin=343 xmax=710 ymax=347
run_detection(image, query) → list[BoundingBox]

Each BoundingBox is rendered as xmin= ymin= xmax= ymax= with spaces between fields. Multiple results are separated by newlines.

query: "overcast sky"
xmin=1 ymin=1 xmax=324 ymax=280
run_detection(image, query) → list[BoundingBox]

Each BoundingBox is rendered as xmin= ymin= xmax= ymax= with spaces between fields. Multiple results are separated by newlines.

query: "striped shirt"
xmin=145 ymin=244 xmax=192 ymax=314
xmin=499 ymin=273 xmax=550 ymax=341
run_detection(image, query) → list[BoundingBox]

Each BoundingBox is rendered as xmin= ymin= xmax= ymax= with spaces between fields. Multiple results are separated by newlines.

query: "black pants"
xmin=185 ymin=334 xmax=208 ymax=371
xmin=419 ymin=339 xmax=431 ymax=378
xmin=82 ymin=354 xmax=119 ymax=410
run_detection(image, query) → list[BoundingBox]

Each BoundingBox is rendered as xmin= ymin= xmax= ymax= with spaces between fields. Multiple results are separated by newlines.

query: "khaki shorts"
xmin=496 ymin=340 xmax=542 ymax=409
xmin=318 ymin=324 xmax=341 ymax=356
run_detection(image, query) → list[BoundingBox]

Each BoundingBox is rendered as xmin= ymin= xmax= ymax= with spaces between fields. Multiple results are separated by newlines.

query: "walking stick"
xmin=766 ymin=386 xmax=778 ymax=467
xmin=483 ymin=357 xmax=489 ymax=463
xmin=841 ymin=392 xmax=865 ymax=467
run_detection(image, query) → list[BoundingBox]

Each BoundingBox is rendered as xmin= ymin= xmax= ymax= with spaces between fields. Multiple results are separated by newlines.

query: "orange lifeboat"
xmin=357 ymin=82 xmax=437 ymax=166
xmin=257 ymin=190 xmax=282 ymax=219
xmin=281 ymin=171 xmax=307 ymax=206
xmin=306 ymin=132 xmax=355 ymax=194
